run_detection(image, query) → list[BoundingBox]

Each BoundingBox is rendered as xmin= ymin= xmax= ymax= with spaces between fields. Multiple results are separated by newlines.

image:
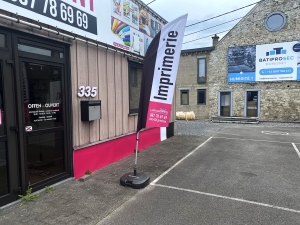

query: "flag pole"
xmin=120 ymin=129 xmax=150 ymax=189
xmin=134 ymin=131 xmax=139 ymax=176
xmin=120 ymin=14 xmax=188 ymax=189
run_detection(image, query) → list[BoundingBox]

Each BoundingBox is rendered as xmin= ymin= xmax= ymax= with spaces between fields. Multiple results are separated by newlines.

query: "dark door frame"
xmin=0 ymin=29 xmax=20 ymax=206
xmin=17 ymin=57 xmax=70 ymax=190
xmin=0 ymin=26 xmax=73 ymax=203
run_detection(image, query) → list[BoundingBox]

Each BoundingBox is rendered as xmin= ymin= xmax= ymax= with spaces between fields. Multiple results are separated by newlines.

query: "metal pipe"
xmin=135 ymin=131 xmax=139 ymax=166
xmin=134 ymin=131 xmax=140 ymax=176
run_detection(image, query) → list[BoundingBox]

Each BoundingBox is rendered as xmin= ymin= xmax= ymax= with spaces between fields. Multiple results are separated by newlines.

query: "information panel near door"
xmin=22 ymin=62 xmax=62 ymax=130
xmin=21 ymin=61 xmax=65 ymax=184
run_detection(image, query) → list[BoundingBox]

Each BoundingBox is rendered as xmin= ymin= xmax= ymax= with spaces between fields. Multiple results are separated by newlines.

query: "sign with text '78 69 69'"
xmin=1 ymin=0 xmax=164 ymax=56
xmin=3 ymin=0 xmax=97 ymax=34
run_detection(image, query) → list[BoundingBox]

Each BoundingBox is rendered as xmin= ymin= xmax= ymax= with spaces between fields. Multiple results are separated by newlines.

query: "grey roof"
xmin=181 ymin=46 xmax=215 ymax=54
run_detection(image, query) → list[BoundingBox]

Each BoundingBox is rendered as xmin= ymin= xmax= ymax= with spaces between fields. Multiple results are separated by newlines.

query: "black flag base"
xmin=120 ymin=133 xmax=150 ymax=189
xmin=120 ymin=169 xmax=150 ymax=189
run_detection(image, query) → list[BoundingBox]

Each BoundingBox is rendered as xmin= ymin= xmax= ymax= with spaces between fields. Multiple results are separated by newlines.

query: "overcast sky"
xmin=141 ymin=0 xmax=259 ymax=50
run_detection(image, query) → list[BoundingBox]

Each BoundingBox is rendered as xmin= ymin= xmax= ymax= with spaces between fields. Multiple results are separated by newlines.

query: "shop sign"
xmin=0 ymin=0 xmax=163 ymax=56
xmin=228 ymin=41 xmax=300 ymax=83
xmin=28 ymin=103 xmax=60 ymax=122
xmin=3 ymin=0 xmax=97 ymax=34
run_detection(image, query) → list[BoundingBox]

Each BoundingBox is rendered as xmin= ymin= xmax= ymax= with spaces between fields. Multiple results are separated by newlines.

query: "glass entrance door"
xmin=220 ymin=92 xmax=231 ymax=116
xmin=20 ymin=60 xmax=65 ymax=185
xmin=246 ymin=91 xmax=259 ymax=117
xmin=0 ymin=31 xmax=20 ymax=205
xmin=0 ymin=27 xmax=71 ymax=207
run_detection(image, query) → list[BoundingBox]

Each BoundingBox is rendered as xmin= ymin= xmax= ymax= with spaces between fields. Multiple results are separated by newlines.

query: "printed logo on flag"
xmin=25 ymin=126 xmax=32 ymax=132
xmin=137 ymin=14 xmax=188 ymax=131
xmin=146 ymin=102 xmax=171 ymax=127
xmin=146 ymin=14 xmax=187 ymax=128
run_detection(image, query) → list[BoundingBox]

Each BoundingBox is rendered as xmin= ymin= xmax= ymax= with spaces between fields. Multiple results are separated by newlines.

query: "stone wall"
xmin=208 ymin=0 xmax=300 ymax=122
xmin=176 ymin=52 xmax=211 ymax=119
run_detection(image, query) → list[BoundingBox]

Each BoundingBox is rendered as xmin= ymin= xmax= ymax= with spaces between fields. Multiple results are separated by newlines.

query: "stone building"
xmin=208 ymin=0 xmax=300 ymax=122
xmin=176 ymin=46 xmax=215 ymax=119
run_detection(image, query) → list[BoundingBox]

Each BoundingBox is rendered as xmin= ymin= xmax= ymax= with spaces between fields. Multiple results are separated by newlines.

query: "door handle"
xmin=10 ymin=126 xmax=19 ymax=132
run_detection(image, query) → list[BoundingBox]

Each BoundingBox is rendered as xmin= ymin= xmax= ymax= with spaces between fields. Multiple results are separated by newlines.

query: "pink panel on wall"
xmin=74 ymin=128 xmax=161 ymax=178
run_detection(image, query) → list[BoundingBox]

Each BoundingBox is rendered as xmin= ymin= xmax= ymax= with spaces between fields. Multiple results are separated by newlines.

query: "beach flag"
xmin=137 ymin=14 xmax=188 ymax=132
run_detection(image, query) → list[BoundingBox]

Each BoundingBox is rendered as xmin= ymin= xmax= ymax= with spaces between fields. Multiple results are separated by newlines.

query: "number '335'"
xmin=78 ymin=86 xmax=97 ymax=98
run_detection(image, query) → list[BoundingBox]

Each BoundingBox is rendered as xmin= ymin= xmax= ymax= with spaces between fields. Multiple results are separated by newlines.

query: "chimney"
xmin=212 ymin=34 xmax=219 ymax=46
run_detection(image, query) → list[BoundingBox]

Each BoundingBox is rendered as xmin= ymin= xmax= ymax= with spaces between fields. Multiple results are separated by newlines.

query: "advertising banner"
xmin=137 ymin=14 xmax=188 ymax=131
xmin=228 ymin=41 xmax=300 ymax=83
xmin=0 ymin=0 xmax=164 ymax=56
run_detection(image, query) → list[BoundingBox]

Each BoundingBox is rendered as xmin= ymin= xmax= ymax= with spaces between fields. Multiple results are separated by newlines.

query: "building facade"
xmin=208 ymin=0 xmax=300 ymax=122
xmin=0 ymin=0 xmax=175 ymax=207
xmin=176 ymin=47 xmax=214 ymax=119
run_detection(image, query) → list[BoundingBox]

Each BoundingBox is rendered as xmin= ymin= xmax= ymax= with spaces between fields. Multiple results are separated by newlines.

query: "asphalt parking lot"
xmin=98 ymin=126 xmax=300 ymax=225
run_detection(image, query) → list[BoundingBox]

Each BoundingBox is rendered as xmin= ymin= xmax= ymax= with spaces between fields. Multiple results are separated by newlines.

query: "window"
xmin=197 ymin=89 xmax=206 ymax=105
xmin=18 ymin=44 xmax=64 ymax=58
xmin=197 ymin=58 xmax=206 ymax=83
xmin=219 ymin=91 xmax=232 ymax=116
xmin=0 ymin=34 xmax=5 ymax=48
xmin=129 ymin=61 xmax=143 ymax=114
xmin=180 ymin=90 xmax=189 ymax=105
xmin=264 ymin=11 xmax=286 ymax=32
xmin=129 ymin=66 xmax=137 ymax=86
xmin=245 ymin=90 xmax=260 ymax=118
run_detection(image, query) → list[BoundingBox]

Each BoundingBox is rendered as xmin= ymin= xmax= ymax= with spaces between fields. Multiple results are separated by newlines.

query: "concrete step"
xmin=211 ymin=116 xmax=259 ymax=124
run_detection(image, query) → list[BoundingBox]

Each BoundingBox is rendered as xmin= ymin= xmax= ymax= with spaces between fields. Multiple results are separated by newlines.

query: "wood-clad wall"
xmin=0 ymin=12 xmax=176 ymax=149
xmin=71 ymin=41 xmax=176 ymax=148
xmin=71 ymin=42 xmax=142 ymax=148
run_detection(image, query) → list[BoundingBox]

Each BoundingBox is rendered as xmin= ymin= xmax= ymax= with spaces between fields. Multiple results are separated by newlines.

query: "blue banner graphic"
xmin=228 ymin=72 xmax=255 ymax=83
xmin=259 ymin=67 xmax=293 ymax=75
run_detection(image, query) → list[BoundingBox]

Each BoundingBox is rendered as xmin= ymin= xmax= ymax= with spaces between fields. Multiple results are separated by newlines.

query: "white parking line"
xmin=214 ymin=133 xmax=245 ymax=137
xmin=152 ymin=183 xmax=300 ymax=214
xmin=292 ymin=143 xmax=300 ymax=159
xmin=262 ymin=131 xmax=289 ymax=135
xmin=213 ymin=136 xmax=300 ymax=144
xmin=151 ymin=137 xmax=212 ymax=185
